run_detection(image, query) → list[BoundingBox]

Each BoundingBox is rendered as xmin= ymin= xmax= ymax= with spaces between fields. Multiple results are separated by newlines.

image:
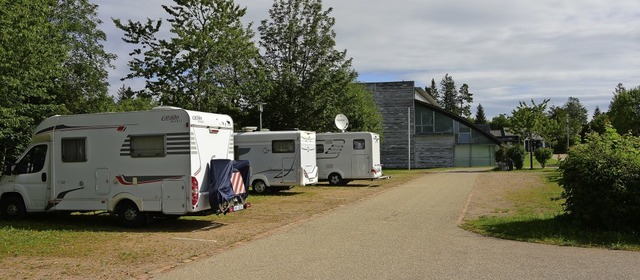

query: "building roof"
xmin=414 ymin=98 xmax=502 ymax=145
xmin=414 ymin=87 xmax=439 ymax=106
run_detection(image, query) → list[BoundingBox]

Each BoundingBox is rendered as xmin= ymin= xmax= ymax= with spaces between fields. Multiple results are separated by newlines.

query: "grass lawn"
xmin=520 ymin=152 xmax=562 ymax=169
xmin=461 ymin=169 xmax=640 ymax=251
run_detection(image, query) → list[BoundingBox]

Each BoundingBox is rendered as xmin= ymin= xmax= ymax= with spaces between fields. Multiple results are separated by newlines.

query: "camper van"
xmin=0 ymin=107 xmax=249 ymax=227
xmin=234 ymin=131 xmax=318 ymax=193
xmin=316 ymin=132 xmax=383 ymax=185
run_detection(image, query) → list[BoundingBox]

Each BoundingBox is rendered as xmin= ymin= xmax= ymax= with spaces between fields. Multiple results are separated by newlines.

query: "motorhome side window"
xmin=272 ymin=140 xmax=295 ymax=153
xmin=316 ymin=144 xmax=324 ymax=154
xmin=131 ymin=135 xmax=166 ymax=157
xmin=61 ymin=138 xmax=86 ymax=162
xmin=353 ymin=139 xmax=366 ymax=150
xmin=14 ymin=144 xmax=47 ymax=174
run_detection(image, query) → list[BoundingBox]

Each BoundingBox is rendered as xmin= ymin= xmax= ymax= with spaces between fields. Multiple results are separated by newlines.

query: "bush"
xmin=534 ymin=147 xmax=553 ymax=168
xmin=494 ymin=145 xmax=508 ymax=162
xmin=507 ymin=145 xmax=525 ymax=170
xmin=559 ymin=125 xmax=640 ymax=231
xmin=494 ymin=145 xmax=510 ymax=170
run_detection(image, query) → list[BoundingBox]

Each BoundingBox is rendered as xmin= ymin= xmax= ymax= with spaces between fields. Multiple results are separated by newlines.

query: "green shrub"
xmin=494 ymin=145 xmax=511 ymax=170
xmin=495 ymin=145 xmax=509 ymax=162
xmin=507 ymin=145 xmax=525 ymax=170
xmin=559 ymin=125 xmax=640 ymax=231
xmin=534 ymin=147 xmax=554 ymax=168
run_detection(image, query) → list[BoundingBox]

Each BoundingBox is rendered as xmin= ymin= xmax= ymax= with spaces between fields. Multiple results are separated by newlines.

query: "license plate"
xmin=233 ymin=205 xmax=244 ymax=211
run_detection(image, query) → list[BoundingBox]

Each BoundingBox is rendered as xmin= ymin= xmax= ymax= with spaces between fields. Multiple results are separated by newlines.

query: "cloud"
xmin=94 ymin=0 xmax=640 ymax=118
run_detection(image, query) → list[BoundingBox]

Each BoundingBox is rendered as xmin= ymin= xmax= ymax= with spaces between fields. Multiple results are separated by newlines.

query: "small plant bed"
xmin=461 ymin=170 xmax=640 ymax=251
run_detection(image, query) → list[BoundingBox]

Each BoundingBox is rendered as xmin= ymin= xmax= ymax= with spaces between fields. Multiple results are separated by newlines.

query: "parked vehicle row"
xmin=0 ymin=107 xmax=384 ymax=226
xmin=235 ymin=130 xmax=384 ymax=193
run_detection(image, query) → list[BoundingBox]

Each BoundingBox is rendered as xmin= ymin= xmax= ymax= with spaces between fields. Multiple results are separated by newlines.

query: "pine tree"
xmin=425 ymin=78 xmax=439 ymax=102
xmin=457 ymin=83 xmax=473 ymax=118
xmin=613 ymin=83 xmax=626 ymax=95
xmin=475 ymin=104 xmax=487 ymax=124
xmin=439 ymin=74 xmax=458 ymax=114
xmin=592 ymin=106 xmax=602 ymax=118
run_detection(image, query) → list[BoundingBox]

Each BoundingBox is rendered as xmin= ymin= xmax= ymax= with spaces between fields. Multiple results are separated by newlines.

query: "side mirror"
xmin=2 ymin=164 xmax=13 ymax=175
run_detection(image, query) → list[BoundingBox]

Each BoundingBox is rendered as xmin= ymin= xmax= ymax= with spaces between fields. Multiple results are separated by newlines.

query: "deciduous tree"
xmin=1 ymin=0 xmax=114 ymax=165
xmin=114 ymin=0 xmax=264 ymax=121
xmin=490 ymin=114 xmax=510 ymax=130
xmin=510 ymin=99 xmax=550 ymax=169
xmin=545 ymin=97 xmax=588 ymax=152
xmin=608 ymin=85 xmax=640 ymax=135
xmin=258 ymin=0 xmax=368 ymax=132
xmin=54 ymin=0 xmax=116 ymax=114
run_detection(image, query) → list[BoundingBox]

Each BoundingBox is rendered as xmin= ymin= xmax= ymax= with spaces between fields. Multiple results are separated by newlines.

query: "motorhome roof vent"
xmin=152 ymin=106 xmax=182 ymax=110
xmin=242 ymin=126 xmax=258 ymax=132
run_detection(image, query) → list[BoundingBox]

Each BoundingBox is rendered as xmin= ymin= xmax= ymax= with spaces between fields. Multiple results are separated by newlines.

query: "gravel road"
xmin=154 ymin=170 xmax=640 ymax=280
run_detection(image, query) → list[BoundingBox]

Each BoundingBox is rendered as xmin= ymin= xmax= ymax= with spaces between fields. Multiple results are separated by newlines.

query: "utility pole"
xmin=566 ymin=114 xmax=570 ymax=152
xmin=258 ymin=103 xmax=265 ymax=131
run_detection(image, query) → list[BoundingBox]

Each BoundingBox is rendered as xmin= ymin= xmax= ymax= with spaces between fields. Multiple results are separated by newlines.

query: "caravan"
xmin=316 ymin=132 xmax=383 ymax=185
xmin=234 ymin=131 xmax=318 ymax=193
xmin=0 ymin=107 xmax=249 ymax=227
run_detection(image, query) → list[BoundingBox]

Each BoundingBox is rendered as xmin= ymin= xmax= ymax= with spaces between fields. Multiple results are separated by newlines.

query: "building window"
xmin=353 ymin=139 xmax=365 ymax=150
xmin=458 ymin=124 xmax=471 ymax=144
xmin=435 ymin=112 xmax=453 ymax=133
xmin=62 ymin=138 xmax=86 ymax=162
xmin=316 ymin=144 xmax=324 ymax=154
xmin=273 ymin=140 xmax=295 ymax=153
xmin=131 ymin=135 xmax=166 ymax=157
xmin=416 ymin=111 xmax=434 ymax=134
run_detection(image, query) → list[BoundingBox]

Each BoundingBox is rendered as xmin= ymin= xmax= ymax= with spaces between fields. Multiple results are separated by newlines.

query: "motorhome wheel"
xmin=0 ymin=195 xmax=26 ymax=220
xmin=328 ymin=173 xmax=343 ymax=186
xmin=252 ymin=180 xmax=267 ymax=194
xmin=116 ymin=201 xmax=146 ymax=227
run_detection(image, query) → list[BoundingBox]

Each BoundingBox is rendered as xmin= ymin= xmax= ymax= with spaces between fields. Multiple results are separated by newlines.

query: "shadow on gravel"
xmin=0 ymin=212 xmax=226 ymax=233
xmin=436 ymin=168 xmax=495 ymax=174
xmin=312 ymin=182 xmax=382 ymax=188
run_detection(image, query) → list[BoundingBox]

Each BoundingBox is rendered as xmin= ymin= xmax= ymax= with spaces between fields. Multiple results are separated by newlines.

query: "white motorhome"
xmin=0 ymin=107 xmax=249 ymax=227
xmin=316 ymin=132 xmax=383 ymax=185
xmin=234 ymin=131 xmax=318 ymax=193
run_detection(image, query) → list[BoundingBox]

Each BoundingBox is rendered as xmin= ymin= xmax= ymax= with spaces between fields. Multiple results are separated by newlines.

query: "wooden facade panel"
xmin=366 ymin=82 xmax=415 ymax=168
xmin=414 ymin=134 xmax=455 ymax=168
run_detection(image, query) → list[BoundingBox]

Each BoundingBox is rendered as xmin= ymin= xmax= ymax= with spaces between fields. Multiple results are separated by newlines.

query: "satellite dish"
xmin=334 ymin=114 xmax=349 ymax=132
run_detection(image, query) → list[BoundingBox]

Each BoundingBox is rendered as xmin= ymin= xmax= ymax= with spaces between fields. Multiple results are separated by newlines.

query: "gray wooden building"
xmin=366 ymin=81 xmax=501 ymax=169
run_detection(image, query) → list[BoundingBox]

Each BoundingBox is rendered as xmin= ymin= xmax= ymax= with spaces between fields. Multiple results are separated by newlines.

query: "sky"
xmin=92 ymin=0 xmax=640 ymax=119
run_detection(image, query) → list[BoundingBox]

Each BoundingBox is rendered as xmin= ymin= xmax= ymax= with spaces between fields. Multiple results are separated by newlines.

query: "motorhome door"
xmin=11 ymin=144 xmax=50 ymax=210
xmin=280 ymin=157 xmax=296 ymax=183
